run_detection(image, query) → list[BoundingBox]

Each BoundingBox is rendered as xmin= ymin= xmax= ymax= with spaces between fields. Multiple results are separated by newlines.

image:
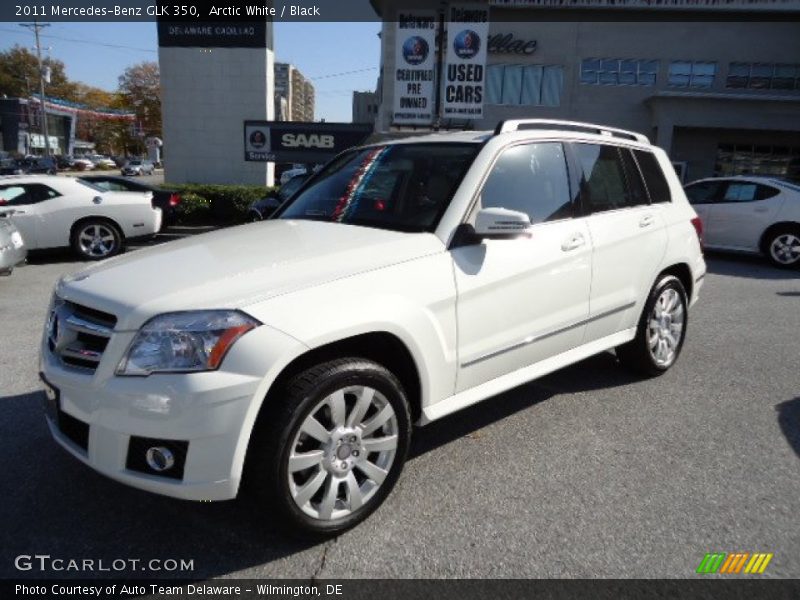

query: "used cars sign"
xmin=244 ymin=122 xmax=373 ymax=163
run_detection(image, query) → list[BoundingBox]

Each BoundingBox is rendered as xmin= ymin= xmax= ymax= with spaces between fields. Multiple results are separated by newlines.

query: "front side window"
xmin=480 ymin=143 xmax=574 ymax=224
xmin=278 ymin=143 xmax=479 ymax=233
xmin=0 ymin=186 xmax=29 ymax=206
xmin=574 ymin=144 xmax=644 ymax=213
xmin=684 ymin=181 xmax=724 ymax=205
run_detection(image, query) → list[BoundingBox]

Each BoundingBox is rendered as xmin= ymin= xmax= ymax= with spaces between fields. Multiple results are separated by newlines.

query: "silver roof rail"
xmin=494 ymin=119 xmax=650 ymax=144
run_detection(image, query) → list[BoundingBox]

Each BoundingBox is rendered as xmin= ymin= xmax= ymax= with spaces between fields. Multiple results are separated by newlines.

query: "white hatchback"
xmin=0 ymin=175 xmax=161 ymax=260
xmin=685 ymin=176 xmax=800 ymax=268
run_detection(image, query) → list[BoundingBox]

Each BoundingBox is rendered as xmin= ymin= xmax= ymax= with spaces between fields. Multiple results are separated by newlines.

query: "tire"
xmin=71 ymin=219 xmax=123 ymax=261
xmin=764 ymin=225 xmax=800 ymax=269
xmin=616 ymin=274 xmax=688 ymax=377
xmin=248 ymin=211 xmax=263 ymax=223
xmin=244 ymin=357 xmax=411 ymax=537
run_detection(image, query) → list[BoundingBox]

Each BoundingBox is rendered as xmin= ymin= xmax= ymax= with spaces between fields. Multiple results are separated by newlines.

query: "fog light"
xmin=145 ymin=446 xmax=175 ymax=472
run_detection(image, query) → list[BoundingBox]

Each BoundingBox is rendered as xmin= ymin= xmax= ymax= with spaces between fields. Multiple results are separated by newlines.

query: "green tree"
xmin=0 ymin=45 xmax=77 ymax=100
xmin=118 ymin=61 xmax=161 ymax=138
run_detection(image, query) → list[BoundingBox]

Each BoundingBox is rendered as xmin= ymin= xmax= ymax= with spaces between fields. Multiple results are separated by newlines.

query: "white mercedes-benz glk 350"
xmin=40 ymin=120 xmax=705 ymax=535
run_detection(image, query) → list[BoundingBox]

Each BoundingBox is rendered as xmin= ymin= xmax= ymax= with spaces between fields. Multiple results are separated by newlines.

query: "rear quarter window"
xmin=633 ymin=150 xmax=672 ymax=203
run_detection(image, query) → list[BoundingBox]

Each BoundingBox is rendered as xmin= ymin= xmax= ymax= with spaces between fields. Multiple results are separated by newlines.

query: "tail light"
xmin=169 ymin=193 xmax=181 ymax=207
xmin=691 ymin=216 xmax=704 ymax=250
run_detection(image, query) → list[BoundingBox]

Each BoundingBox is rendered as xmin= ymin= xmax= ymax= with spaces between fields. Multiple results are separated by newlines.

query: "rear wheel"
xmin=765 ymin=226 xmax=800 ymax=269
xmin=245 ymin=358 xmax=411 ymax=536
xmin=71 ymin=220 xmax=123 ymax=260
xmin=617 ymin=274 xmax=688 ymax=376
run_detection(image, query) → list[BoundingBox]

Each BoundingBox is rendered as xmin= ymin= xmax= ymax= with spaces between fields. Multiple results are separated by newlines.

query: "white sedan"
xmin=0 ymin=175 xmax=161 ymax=260
xmin=685 ymin=176 xmax=800 ymax=268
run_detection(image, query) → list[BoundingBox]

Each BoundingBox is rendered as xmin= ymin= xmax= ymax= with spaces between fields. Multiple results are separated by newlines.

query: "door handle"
xmin=639 ymin=215 xmax=655 ymax=228
xmin=13 ymin=209 xmax=26 ymax=214
xmin=561 ymin=233 xmax=586 ymax=252
xmin=754 ymin=207 xmax=768 ymax=213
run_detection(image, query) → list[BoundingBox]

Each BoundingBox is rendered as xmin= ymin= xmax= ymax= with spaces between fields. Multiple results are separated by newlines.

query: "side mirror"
xmin=474 ymin=207 xmax=532 ymax=238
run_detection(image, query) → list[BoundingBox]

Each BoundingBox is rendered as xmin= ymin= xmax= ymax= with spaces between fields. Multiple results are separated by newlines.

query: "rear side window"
xmin=26 ymin=184 xmax=61 ymax=202
xmin=722 ymin=182 xmax=758 ymax=202
xmin=481 ymin=142 xmax=574 ymax=224
xmin=574 ymin=143 xmax=645 ymax=213
xmin=633 ymin=150 xmax=672 ymax=203
xmin=756 ymin=185 xmax=780 ymax=200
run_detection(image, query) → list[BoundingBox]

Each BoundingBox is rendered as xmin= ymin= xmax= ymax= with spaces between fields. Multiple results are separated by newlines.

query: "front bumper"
xmin=39 ymin=320 xmax=306 ymax=501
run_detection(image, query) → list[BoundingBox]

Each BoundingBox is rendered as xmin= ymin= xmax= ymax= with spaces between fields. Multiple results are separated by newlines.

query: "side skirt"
xmin=420 ymin=328 xmax=637 ymax=425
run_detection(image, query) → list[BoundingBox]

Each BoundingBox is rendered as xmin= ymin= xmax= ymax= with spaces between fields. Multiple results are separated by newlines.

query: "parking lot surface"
xmin=1 ymin=238 xmax=798 ymax=579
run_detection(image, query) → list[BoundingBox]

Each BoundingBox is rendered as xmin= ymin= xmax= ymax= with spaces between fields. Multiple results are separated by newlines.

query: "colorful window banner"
xmin=392 ymin=11 xmax=437 ymax=126
xmin=443 ymin=4 xmax=490 ymax=120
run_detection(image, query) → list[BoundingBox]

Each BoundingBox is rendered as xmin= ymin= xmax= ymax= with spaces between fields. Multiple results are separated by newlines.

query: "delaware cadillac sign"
xmin=244 ymin=122 xmax=373 ymax=163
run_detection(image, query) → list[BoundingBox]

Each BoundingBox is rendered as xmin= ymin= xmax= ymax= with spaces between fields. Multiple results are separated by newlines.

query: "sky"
xmin=0 ymin=21 xmax=381 ymax=122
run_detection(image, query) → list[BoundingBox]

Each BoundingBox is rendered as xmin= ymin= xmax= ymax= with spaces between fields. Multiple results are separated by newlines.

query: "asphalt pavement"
xmin=0 ymin=241 xmax=798 ymax=580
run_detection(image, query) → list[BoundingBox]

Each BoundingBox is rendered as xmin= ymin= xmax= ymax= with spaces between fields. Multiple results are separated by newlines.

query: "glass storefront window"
xmin=715 ymin=143 xmax=800 ymax=181
xmin=580 ymin=58 xmax=658 ymax=86
xmin=725 ymin=62 xmax=800 ymax=91
xmin=669 ymin=61 xmax=717 ymax=88
xmin=486 ymin=64 xmax=564 ymax=107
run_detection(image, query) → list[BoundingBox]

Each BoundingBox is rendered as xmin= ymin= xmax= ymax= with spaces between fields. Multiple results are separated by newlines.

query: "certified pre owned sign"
xmin=244 ymin=122 xmax=373 ymax=163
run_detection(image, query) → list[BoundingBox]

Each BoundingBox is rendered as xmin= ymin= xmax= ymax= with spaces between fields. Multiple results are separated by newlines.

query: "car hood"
xmin=57 ymin=220 xmax=444 ymax=330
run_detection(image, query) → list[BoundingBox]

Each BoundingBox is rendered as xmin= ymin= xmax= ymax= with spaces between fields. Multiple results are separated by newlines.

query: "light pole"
xmin=20 ymin=21 xmax=51 ymax=158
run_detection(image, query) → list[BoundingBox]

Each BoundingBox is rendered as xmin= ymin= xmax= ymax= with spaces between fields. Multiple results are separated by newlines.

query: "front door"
xmin=452 ymin=141 xmax=592 ymax=392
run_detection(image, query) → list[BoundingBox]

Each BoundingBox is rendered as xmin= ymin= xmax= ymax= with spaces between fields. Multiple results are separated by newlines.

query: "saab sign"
xmin=244 ymin=121 xmax=373 ymax=163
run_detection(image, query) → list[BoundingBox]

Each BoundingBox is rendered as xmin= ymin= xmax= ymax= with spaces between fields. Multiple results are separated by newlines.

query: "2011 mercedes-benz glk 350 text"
xmin=40 ymin=120 xmax=706 ymax=535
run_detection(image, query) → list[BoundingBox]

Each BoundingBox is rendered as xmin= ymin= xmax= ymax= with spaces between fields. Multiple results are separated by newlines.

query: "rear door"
xmin=572 ymin=143 xmax=668 ymax=343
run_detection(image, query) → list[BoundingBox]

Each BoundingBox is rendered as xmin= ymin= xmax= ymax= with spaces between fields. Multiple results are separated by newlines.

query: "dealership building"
xmin=372 ymin=1 xmax=800 ymax=181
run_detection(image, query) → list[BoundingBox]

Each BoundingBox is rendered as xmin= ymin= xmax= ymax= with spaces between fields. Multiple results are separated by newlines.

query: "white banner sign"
xmin=393 ymin=12 xmax=437 ymax=125
xmin=443 ymin=4 xmax=490 ymax=120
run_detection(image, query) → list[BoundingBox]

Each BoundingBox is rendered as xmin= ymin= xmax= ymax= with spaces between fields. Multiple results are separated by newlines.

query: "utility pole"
xmin=20 ymin=21 xmax=51 ymax=157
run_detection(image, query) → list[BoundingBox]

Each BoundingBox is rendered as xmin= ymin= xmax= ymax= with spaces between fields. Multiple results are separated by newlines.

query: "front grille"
xmin=48 ymin=299 xmax=117 ymax=372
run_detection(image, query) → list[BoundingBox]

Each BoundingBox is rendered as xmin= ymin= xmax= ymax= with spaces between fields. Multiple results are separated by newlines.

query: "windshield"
xmin=277 ymin=143 xmax=479 ymax=233
xmin=278 ymin=175 xmax=307 ymax=201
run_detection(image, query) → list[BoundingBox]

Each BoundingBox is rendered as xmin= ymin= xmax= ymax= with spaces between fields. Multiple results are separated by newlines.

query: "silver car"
xmin=121 ymin=159 xmax=155 ymax=176
xmin=0 ymin=208 xmax=26 ymax=275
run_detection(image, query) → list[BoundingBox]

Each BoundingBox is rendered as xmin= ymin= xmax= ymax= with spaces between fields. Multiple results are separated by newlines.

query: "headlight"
xmin=116 ymin=310 xmax=260 ymax=376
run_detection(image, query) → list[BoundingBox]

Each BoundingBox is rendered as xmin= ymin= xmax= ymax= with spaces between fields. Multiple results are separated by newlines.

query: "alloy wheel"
xmin=287 ymin=385 xmax=399 ymax=521
xmin=78 ymin=224 xmax=117 ymax=258
xmin=647 ymin=287 xmax=685 ymax=368
xmin=770 ymin=233 xmax=800 ymax=266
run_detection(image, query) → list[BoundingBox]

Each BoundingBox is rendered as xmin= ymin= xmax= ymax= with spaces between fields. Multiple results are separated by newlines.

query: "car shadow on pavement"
xmin=1 ymin=353 xmax=644 ymax=579
xmin=410 ymin=351 xmax=639 ymax=459
xmin=776 ymin=397 xmax=800 ymax=460
xmin=0 ymin=390 xmax=324 ymax=580
xmin=705 ymin=253 xmax=799 ymax=281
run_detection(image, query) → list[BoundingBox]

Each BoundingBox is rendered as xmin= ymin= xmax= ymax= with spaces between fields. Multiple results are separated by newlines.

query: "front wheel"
xmin=245 ymin=358 xmax=411 ymax=536
xmin=617 ymin=274 xmax=688 ymax=376
xmin=765 ymin=226 xmax=800 ymax=269
xmin=71 ymin=220 xmax=123 ymax=260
